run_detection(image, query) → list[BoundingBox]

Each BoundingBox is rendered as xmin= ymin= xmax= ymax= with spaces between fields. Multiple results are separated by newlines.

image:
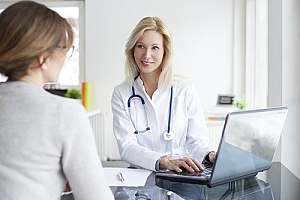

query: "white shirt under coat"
xmin=111 ymin=77 xmax=214 ymax=171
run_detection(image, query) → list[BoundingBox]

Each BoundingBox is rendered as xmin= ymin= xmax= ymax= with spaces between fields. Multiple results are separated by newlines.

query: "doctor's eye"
xmin=136 ymin=44 xmax=145 ymax=49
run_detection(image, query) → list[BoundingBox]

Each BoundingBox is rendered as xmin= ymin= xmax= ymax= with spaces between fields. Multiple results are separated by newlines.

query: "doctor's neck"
xmin=140 ymin=73 xmax=159 ymax=99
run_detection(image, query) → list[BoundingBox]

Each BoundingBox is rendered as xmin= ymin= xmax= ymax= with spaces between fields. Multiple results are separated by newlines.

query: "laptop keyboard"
xmin=179 ymin=166 xmax=212 ymax=178
xmin=157 ymin=161 xmax=213 ymax=181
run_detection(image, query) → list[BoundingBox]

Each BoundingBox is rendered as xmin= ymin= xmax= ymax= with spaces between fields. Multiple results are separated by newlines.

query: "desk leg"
xmin=219 ymin=181 xmax=236 ymax=200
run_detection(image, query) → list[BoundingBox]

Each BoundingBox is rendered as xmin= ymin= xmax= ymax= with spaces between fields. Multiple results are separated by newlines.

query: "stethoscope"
xmin=127 ymin=78 xmax=174 ymax=141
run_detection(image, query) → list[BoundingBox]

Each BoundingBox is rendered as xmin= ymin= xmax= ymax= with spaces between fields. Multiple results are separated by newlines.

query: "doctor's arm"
xmin=184 ymin=84 xmax=216 ymax=163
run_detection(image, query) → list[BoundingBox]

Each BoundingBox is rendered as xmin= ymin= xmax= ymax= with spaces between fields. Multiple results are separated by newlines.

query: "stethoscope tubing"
xmin=167 ymin=86 xmax=173 ymax=134
xmin=128 ymin=77 xmax=173 ymax=137
xmin=128 ymin=84 xmax=150 ymax=134
xmin=128 ymin=86 xmax=145 ymax=107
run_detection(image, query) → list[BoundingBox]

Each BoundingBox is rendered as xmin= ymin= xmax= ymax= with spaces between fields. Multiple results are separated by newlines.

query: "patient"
xmin=0 ymin=1 xmax=113 ymax=199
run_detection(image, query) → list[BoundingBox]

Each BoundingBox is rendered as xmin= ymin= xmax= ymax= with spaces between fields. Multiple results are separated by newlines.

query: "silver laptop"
xmin=156 ymin=106 xmax=288 ymax=188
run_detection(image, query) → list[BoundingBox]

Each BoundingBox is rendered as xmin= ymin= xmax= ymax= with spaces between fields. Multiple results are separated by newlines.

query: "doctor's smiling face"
xmin=134 ymin=30 xmax=164 ymax=77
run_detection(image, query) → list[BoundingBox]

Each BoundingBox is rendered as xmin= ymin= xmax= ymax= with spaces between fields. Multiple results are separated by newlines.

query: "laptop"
xmin=156 ymin=106 xmax=288 ymax=188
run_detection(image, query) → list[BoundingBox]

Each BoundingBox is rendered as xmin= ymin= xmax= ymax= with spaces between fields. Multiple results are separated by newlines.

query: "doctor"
xmin=111 ymin=16 xmax=216 ymax=173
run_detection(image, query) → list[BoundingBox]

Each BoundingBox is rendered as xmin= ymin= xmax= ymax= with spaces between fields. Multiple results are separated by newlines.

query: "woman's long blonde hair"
xmin=124 ymin=16 xmax=175 ymax=92
xmin=0 ymin=1 xmax=74 ymax=81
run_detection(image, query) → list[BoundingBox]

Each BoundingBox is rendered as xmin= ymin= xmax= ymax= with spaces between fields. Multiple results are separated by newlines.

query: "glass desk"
xmin=61 ymin=172 xmax=274 ymax=200
xmin=113 ymin=172 xmax=274 ymax=200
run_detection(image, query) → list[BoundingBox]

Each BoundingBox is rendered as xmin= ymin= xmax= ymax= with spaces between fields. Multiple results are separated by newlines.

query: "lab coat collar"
xmin=134 ymin=76 xmax=151 ymax=96
xmin=134 ymin=76 xmax=144 ymax=91
xmin=134 ymin=76 xmax=163 ymax=98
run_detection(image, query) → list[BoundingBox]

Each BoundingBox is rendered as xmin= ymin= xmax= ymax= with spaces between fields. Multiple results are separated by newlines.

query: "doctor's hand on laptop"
xmin=207 ymin=151 xmax=216 ymax=163
xmin=158 ymin=152 xmax=216 ymax=173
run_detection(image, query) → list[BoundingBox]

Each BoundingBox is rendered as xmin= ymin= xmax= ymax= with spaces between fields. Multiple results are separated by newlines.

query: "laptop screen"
xmin=210 ymin=107 xmax=288 ymax=186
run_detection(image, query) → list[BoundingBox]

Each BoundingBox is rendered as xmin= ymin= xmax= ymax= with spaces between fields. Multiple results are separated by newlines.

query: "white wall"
xmin=268 ymin=0 xmax=300 ymax=198
xmin=282 ymin=0 xmax=300 ymax=181
xmin=281 ymin=0 xmax=300 ymax=198
xmin=85 ymin=0 xmax=235 ymax=159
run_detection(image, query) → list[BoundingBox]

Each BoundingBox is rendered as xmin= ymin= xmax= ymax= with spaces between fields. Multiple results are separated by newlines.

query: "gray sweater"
xmin=0 ymin=82 xmax=113 ymax=200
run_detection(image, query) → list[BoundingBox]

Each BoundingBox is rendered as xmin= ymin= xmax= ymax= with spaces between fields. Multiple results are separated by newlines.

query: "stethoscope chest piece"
xmin=163 ymin=131 xmax=173 ymax=141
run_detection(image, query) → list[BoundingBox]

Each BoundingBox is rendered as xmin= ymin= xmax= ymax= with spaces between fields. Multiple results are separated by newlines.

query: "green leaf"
xmin=64 ymin=88 xmax=82 ymax=99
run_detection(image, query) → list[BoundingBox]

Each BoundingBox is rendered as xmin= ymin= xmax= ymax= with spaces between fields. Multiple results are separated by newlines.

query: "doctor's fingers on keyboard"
xmin=170 ymin=157 xmax=202 ymax=173
xmin=179 ymin=157 xmax=203 ymax=171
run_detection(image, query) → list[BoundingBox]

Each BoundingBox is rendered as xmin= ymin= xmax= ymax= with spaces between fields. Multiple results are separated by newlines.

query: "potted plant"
xmin=64 ymin=88 xmax=82 ymax=102
xmin=232 ymin=95 xmax=249 ymax=111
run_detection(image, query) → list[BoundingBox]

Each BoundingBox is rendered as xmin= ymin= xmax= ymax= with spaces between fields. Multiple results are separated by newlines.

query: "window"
xmin=0 ymin=74 xmax=7 ymax=82
xmin=0 ymin=1 xmax=84 ymax=87
xmin=49 ymin=5 xmax=81 ymax=87
xmin=232 ymin=0 xmax=268 ymax=109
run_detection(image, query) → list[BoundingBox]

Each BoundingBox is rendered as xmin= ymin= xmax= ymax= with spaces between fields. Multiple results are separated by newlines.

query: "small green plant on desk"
xmin=232 ymin=95 xmax=249 ymax=111
xmin=64 ymin=88 xmax=82 ymax=100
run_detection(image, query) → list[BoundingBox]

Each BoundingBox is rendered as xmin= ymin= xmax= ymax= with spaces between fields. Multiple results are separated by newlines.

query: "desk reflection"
xmin=113 ymin=172 xmax=273 ymax=200
xmin=114 ymin=172 xmax=194 ymax=200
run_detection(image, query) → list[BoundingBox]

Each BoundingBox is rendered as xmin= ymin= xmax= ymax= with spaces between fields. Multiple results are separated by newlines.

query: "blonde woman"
xmin=111 ymin=17 xmax=216 ymax=173
xmin=0 ymin=1 xmax=113 ymax=199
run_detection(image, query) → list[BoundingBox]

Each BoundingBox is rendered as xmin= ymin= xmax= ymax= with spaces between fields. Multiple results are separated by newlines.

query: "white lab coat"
xmin=111 ymin=77 xmax=214 ymax=171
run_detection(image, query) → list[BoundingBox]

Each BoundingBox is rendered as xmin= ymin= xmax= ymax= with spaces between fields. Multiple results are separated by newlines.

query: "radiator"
xmin=87 ymin=110 xmax=105 ymax=160
xmin=206 ymin=120 xmax=225 ymax=150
